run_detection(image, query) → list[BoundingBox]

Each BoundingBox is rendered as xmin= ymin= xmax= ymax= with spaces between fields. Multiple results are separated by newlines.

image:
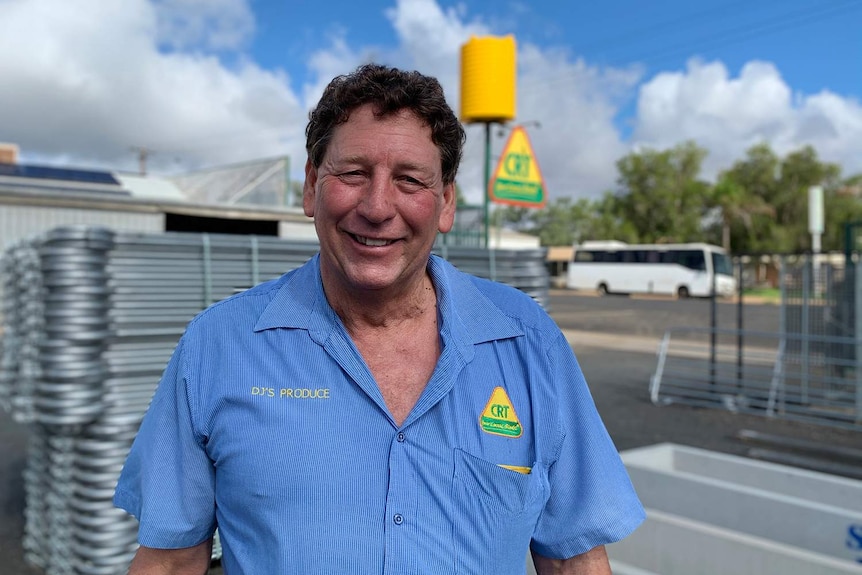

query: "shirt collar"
xmin=253 ymin=253 xmax=524 ymax=354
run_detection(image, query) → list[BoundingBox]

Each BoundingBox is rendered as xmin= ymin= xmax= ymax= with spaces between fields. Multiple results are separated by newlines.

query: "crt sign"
xmin=489 ymin=126 xmax=547 ymax=208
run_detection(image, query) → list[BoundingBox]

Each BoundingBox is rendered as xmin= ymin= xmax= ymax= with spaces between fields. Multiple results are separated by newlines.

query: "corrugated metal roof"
xmin=114 ymin=173 xmax=187 ymax=201
xmin=0 ymin=185 xmax=309 ymax=222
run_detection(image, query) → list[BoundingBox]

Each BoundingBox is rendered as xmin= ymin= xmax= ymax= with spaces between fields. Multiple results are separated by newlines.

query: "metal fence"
xmin=0 ymin=225 xmax=549 ymax=575
xmin=651 ymin=255 xmax=862 ymax=432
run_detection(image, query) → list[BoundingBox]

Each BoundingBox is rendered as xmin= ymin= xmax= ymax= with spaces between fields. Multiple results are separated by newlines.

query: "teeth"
xmin=356 ymin=235 xmax=391 ymax=247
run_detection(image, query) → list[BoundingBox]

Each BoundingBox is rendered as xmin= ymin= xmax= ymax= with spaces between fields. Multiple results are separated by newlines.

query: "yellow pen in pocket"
xmin=498 ymin=464 xmax=531 ymax=475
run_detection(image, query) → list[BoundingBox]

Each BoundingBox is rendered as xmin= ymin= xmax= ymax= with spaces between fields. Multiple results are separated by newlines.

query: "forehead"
xmin=327 ymin=105 xmax=438 ymax=160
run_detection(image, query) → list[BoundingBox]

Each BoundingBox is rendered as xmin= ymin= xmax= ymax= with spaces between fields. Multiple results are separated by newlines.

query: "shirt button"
xmin=396 ymin=432 xmax=406 ymax=443
xmin=393 ymin=514 xmax=404 ymax=525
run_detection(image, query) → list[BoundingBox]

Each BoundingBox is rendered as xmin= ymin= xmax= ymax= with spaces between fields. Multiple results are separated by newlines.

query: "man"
xmin=114 ymin=63 xmax=644 ymax=574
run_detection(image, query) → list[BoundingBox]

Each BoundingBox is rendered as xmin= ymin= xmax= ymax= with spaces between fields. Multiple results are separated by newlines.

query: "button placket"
xmin=382 ymin=428 xmax=413 ymax=573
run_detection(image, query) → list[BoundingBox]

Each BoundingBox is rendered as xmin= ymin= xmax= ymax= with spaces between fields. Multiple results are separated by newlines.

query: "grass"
xmin=742 ymin=287 xmax=781 ymax=302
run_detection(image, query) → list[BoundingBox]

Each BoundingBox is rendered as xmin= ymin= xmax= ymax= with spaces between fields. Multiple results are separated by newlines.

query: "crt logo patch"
xmin=479 ymin=386 xmax=522 ymax=438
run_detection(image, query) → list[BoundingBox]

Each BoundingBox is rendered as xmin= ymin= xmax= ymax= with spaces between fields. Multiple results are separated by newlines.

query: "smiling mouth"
xmin=352 ymin=234 xmax=394 ymax=247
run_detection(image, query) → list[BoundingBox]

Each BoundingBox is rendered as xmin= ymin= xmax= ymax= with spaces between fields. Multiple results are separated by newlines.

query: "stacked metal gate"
xmin=0 ymin=225 xmax=549 ymax=575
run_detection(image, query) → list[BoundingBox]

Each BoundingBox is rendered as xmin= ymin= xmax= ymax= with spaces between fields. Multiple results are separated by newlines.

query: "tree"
xmin=709 ymin=174 xmax=775 ymax=254
xmin=722 ymin=144 xmax=841 ymax=253
xmin=572 ymin=193 xmax=638 ymax=244
xmin=823 ymin=175 xmax=862 ymax=253
xmin=614 ymin=141 xmax=712 ymax=243
xmin=512 ymin=194 xmax=639 ymax=247
xmin=496 ymin=205 xmax=533 ymax=231
xmin=528 ymin=198 xmax=576 ymax=246
xmin=775 ymin=147 xmax=840 ymax=252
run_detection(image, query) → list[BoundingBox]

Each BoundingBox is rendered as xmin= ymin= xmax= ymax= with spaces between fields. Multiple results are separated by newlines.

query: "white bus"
xmin=566 ymin=241 xmax=736 ymax=298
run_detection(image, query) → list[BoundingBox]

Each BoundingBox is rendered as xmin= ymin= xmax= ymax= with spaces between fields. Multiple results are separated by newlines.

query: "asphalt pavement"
xmin=1 ymin=291 xmax=859 ymax=575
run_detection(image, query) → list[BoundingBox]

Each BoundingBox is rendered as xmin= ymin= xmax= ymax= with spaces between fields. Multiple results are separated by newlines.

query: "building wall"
xmin=0 ymin=204 xmax=164 ymax=253
xmin=279 ymin=219 xmax=318 ymax=242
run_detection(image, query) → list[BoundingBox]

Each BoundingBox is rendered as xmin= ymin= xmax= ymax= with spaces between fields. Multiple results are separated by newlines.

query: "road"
xmin=548 ymin=290 xmax=780 ymax=338
xmin=1 ymin=292 xmax=858 ymax=575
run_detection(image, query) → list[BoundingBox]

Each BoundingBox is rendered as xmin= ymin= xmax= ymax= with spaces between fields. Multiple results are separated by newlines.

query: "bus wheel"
xmin=677 ymin=286 xmax=690 ymax=299
xmin=598 ymin=283 xmax=610 ymax=296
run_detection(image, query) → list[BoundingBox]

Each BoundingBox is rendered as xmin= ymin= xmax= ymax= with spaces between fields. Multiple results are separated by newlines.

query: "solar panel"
xmin=0 ymin=163 xmax=120 ymax=185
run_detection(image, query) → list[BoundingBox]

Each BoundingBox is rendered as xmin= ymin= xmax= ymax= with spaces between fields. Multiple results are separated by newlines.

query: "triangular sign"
xmin=488 ymin=126 xmax=547 ymax=208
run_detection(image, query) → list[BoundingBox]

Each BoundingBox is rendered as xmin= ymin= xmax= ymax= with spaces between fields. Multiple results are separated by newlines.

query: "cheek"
xmin=317 ymin=185 xmax=357 ymax=216
xmin=409 ymin=196 xmax=447 ymax=225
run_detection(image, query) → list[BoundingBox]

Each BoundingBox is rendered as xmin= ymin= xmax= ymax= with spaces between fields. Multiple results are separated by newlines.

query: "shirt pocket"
xmin=452 ymin=448 xmax=548 ymax=575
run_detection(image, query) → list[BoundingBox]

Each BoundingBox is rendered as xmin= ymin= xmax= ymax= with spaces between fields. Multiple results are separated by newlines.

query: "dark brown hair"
xmin=306 ymin=64 xmax=465 ymax=185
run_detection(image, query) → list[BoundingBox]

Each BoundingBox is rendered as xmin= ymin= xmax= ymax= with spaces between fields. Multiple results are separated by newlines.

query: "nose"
xmin=356 ymin=174 xmax=396 ymax=223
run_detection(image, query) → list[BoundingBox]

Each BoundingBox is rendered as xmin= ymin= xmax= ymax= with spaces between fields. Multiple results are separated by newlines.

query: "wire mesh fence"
xmin=652 ymin=254 xmax=862 ymax=432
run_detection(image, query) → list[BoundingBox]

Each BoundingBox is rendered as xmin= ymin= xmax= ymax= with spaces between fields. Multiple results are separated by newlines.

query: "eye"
xmin=337 ymin=171 xmax=366 ymax=183
xmin=398 ymin=175 xmax=427 ymax=188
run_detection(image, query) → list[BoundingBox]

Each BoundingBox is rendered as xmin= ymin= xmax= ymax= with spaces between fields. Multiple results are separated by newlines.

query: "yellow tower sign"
xmin=460 ymin=36 xmax=516 ymax=123
xmin=489 ymin=126 xmax=546 ymax=208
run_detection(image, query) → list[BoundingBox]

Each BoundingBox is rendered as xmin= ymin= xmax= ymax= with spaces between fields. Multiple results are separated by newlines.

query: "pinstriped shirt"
xmin=114 ymin=254 xmax=644 ymax=574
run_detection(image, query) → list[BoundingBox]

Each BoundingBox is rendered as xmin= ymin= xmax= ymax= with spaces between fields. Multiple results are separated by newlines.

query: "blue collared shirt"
xmin=114 ymin=254 xmax=644 ymax=574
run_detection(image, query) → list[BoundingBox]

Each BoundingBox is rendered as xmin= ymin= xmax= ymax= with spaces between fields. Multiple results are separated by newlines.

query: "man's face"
xmin=303 ymin=104 xmax=456 ymax=297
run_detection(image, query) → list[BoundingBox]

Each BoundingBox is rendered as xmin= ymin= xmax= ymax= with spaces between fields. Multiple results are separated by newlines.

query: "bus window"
xmin=659 ymin=251 xmax=678 ymax=265
xmin=712 ymin=252 xmax=733 ymax=276
xmin=679 ymin=250 xmax=706 ymax=271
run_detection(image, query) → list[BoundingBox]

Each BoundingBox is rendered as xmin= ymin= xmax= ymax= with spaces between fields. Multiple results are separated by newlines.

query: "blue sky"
xmin=1 ymin=0 xmax=860 ymax=203
xmin=251 ymin=0 xmax=860 ymax=97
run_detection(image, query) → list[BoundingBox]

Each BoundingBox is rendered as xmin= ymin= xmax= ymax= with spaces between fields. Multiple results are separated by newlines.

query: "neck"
xmin=326 ymin=273 xmax=437 ymax=333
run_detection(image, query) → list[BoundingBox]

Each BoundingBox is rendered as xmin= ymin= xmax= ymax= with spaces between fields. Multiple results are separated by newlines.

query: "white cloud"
xmin=301 ymin=35 xmax=369 ymax=116
xmin=0 ymin=0 xmax=304 ymax=174
xmin=153 ymin=0 xmax=255 ymax=52
xmin=515 ymin=45 xmax=640 ymax=200
xmin=386 ymin=0 xmax=486 ymax=86
xmin=632 ymin=59 xmax=862 ymax=179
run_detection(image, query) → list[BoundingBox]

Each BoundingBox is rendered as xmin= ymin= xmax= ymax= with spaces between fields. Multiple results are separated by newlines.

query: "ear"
xmin=302 ymin=158 xmax=318 ymax=218
xmin=437 ymin=182 xmax=456 ymax=234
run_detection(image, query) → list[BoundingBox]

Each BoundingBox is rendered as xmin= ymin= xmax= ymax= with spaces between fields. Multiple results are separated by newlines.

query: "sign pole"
xmin=483 ymin=122 xmax=491 ymax=248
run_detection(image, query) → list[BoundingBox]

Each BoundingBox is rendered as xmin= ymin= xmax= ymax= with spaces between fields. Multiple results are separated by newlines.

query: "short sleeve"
xmin=113 ymin=336 xmax=217 ymax=548
xmin=530 ymin=332 xmax=645 ymax=559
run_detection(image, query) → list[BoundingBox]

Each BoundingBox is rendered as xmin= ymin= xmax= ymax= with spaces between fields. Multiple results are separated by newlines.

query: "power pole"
xmin=131 ymin=146 xmax=152 ymax=176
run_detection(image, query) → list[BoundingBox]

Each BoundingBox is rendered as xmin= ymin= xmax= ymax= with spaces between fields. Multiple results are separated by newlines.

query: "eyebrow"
xmin=332 ymin=155 xmax=437 ymax=176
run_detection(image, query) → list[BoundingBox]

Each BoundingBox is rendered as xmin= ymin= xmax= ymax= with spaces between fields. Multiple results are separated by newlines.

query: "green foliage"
xmin=720 ymin=144 xmax=842 ymax=253
xmin=707 ymin=173 xmax=775 ymax=253
xmin=823 ymin=177 xmax=862 ymax=252
xmin=505 ymin=141 xmax=855 ymax=255
xmin=455 ymin=184 xmax=468 ymax=206
xmin=614 ymin=141 xmax=712 ymax=243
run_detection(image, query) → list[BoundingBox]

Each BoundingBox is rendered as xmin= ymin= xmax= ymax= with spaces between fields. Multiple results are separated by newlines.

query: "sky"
xmin=0 ymin=0 xmax=860 ymax=204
